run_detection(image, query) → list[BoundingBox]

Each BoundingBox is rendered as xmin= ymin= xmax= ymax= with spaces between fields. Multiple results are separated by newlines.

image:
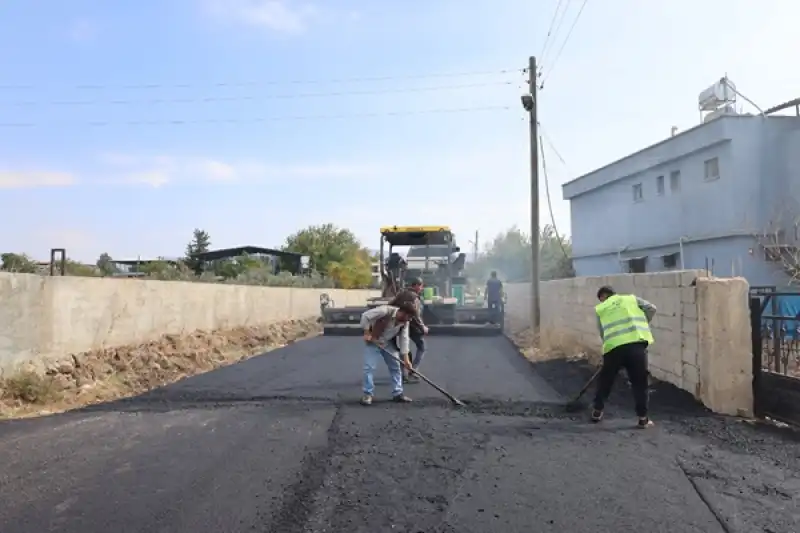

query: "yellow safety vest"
xmin=595 ymin=294 xmax=654 ymax=354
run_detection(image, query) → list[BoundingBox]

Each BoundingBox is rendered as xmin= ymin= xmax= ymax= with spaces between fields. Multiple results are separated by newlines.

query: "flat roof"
xmin=562 ymin=116 xmax=733 ymax=190
xmin=192 ymin=246 xmax=302 ymax=261
xmin=113 ymin=258 xmax=180 ymax=266
xmin=564 ymin=111 xmax=800 ymax=198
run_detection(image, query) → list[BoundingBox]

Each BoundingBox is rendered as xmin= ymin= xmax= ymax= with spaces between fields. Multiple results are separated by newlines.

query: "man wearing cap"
xmin=592 ymin=285 xmax=657 ymax=429
xmin=389 ymin=277 xmax=428 ymax=383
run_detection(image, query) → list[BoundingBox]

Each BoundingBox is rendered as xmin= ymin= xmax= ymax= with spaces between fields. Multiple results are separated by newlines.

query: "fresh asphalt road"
xmin=0 ymin=336 xmax=793 ymax=532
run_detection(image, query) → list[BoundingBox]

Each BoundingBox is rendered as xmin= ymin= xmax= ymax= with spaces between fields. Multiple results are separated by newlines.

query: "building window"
xmin=656 ymin=175 xmax=665 ymax=195
xmin=632 ymin=183 xmax=643 ymax=202
xmin=626 ymin=256 xmax=647 ymax=273
xmin=704 ymin=157 xmax=720 ymax=181
xmin=662 ymin=252 xmax=679 ymax=269
xmin=670 ymin=170 xmax=681 ymax=192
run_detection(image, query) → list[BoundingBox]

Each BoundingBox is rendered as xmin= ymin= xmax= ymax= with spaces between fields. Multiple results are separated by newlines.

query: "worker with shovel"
xmin=592 ymin=285 xmax=656 ymax=429
xmin=359 ymin=302 xmax=417 ymax=406
xmin=389 ymin=277 xmax=428 ymax=384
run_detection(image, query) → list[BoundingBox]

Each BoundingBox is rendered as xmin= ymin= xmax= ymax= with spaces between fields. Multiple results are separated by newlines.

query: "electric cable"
xmin=0 ymin=104 xmax=514 ymax=128
xmin=2 ymin=80 xmax=514 ymax=107
xmin=540 ymin=0 xmax=589 ymax=87
xmin=538 ymin=0 xmax=568 ymax=72
xmin=0 ymin=68 xmax=524 ymax=92
xmin=539 ymin=132 xmax=571 ymax=261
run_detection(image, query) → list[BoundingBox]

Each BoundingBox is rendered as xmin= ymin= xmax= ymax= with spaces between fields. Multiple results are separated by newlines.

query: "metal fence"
xmin=750 ymin=287 xmax=800 ymax=425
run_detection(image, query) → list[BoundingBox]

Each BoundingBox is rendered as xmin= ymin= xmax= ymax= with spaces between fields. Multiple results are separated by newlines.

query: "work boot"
xmin=590 ymin=409 xmax=604 ymax=423
xmin=392 ymin=394 xmax=412 ymax=403
xmin=360 ymin=395 xmax=373 ymax=406
xmin=636 ymin=417 xmax=654 ymax=429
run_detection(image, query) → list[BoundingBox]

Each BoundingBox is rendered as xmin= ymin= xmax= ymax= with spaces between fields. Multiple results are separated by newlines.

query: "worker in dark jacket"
xmin=389 ymin=277 xmax=428 ymax=383
xmin=485 ymin=271 xmax=503 ymax=324
xmin=592 ymin=285 xmax=656 ymax=429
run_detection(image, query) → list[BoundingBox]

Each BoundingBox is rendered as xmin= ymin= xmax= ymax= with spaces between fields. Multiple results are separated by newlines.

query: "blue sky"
xmin=0 ymin=0 xmax=798 ymax=261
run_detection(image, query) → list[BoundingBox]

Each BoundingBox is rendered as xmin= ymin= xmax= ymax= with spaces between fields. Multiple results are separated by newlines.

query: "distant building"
xmin=371 ymin=260 xmax=381 ymax=284
xmin=564 ymin=93 xmax=800 ymax=287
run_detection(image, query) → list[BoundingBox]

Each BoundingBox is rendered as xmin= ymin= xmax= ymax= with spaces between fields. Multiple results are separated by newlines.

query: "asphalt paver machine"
xmin=321 ymin=225 xmax=502 ymax=336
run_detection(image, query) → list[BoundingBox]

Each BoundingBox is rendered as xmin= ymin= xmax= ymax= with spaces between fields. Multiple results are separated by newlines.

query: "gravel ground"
xmin=0 ymin=335 xmax=797 ymax=532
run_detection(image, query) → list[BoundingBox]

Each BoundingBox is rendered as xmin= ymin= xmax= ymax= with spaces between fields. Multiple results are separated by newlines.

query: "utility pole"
xmin=473 ymin=230 xmax=479 ymax=262
xmin=527 ymin=56 xmax=541 ymax=332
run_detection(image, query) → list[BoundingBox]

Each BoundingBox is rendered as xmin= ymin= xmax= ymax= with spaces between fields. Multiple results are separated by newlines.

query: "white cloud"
xmin=99 ymin=153 xmax=382 ymax=186
xmin=0 ymin=171 xmax=76 ymax=189
xmin=204 ymin=0 xmax=319 ymax=34
xmin=124 ymin=170 xmax=172 ymax=188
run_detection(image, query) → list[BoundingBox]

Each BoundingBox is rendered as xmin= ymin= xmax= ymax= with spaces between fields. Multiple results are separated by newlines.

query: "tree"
xmin=138 ymin=260 xmax=178 ymax=278
xmin=283 ymin=224 xmax=372 ymax=288
xmin=465 ymin=225 xmax=574 ymax=283
xmin=96 ymin=253 xmax=118 ymax=276
xmin=0 ymin=253 xmax=38 ymax=273
xmin=539 ymin=225 xmax=576 ymax=280
xmin=327 ymin=248 xmax=374 ymax=289
xmin=65 ymin=260 xmax=97 ymax=277
xmin=185 ymin=228 xmax=212 ymax=274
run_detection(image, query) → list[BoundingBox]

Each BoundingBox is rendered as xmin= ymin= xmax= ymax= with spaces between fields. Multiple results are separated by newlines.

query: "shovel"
xmin=564 ymin=366 xmax=602 ymax=412
xmin=370 ymin=343 xmax=466 ymax=407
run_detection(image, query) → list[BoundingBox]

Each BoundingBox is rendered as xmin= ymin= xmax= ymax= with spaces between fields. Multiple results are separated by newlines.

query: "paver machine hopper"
xmin=321 ymin=225 xmax=502 ymax=336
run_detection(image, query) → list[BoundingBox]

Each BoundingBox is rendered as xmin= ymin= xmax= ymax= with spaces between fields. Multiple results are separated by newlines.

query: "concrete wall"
xmin=0 ymin=273 xmax=379 ymax=375
xmin=505 ymin=270 xmax=753 ymax=416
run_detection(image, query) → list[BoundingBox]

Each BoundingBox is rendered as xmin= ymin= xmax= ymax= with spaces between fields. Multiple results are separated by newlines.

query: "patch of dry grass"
xmin=505 ymin=319 xmax=600 ymax=366
xmin=0 ymin=318 xmax=321 ymax=420
xmin=1 ymin=371 xmax=61 ymax=405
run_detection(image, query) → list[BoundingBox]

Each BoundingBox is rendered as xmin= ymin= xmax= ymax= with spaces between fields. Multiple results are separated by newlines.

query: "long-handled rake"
xmin=371 ymin=343 xmax=466 ymax=407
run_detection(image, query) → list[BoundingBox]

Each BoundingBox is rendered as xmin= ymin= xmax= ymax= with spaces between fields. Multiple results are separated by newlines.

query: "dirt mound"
xmin=0 ymin=318 xmax=321 ymax=419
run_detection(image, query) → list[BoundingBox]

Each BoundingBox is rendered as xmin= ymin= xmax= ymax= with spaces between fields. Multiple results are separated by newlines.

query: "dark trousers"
xmin=593 ymin=341 xmax=649 ymax=418
xmin=488 ymin=299 xmax=502 ymax=324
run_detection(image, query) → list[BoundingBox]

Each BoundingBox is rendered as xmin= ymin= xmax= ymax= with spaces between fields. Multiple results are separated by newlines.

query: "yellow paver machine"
xmin=321 ymin=225 xmax=503 ymax=336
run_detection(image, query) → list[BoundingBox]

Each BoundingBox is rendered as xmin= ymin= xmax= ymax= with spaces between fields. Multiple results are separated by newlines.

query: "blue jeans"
xmin=363 ymin=344 xmax=404 ymax=397
xmin=410 ymin=331 xmax=426 ymax=369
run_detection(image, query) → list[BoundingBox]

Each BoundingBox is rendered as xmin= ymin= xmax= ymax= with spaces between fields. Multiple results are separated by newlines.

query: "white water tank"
xmin=698 ymin=79 xmax=735 ymax=111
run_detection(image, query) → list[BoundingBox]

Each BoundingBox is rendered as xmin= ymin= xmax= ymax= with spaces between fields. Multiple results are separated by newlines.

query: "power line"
xmin=538 ymin=0 xmax=567 ymax=69
xmin=540 ymin=0 xmax=589 ymax=87
xmin=0 ymin=68 xmax=524 ymax=92
xmin=539 ymin=126 xmax=569 ymax=170
xmin=539 ymin=133 xmax=571 ymax=261
xmin=0 ymin=104 xmax=513 ymax=128
xmin=2 ymin=80 xmax=515 ymax=107
xmin=539 ymin=0 xmax=573 ymax=74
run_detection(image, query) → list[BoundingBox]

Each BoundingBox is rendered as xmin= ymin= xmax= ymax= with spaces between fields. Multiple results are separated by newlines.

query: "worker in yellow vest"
xmin=592 ymin=286 xmax=656 ymax=429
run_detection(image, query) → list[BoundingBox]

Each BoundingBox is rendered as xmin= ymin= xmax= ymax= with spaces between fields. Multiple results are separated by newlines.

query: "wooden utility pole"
xmin=473 ymin=230 xmax=479 ymax=262
xmin=528 ymin=56 xmax=541 ymax=332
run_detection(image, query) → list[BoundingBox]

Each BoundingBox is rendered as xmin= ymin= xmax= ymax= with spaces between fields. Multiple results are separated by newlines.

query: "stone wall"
xmin=505 ymin=271 xmax=753 ymax=416
xmin=0 ymin=273 xmax=378 ymax=375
